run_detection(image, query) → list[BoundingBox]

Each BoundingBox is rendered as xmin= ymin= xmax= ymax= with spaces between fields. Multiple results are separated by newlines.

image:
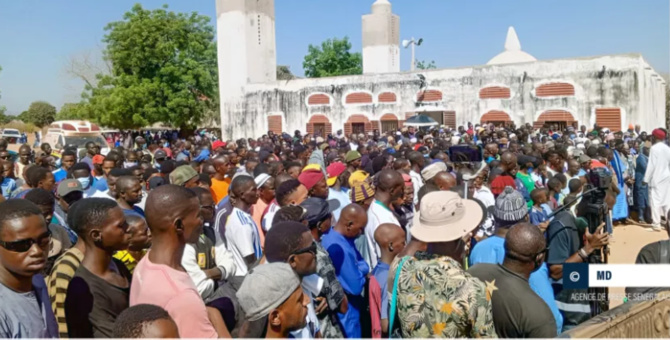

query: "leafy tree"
xmin=303 ymin=37 xmax=362 ymax=78
xmin=26 ymin=101 xmax=57 ymax=127
xmin=277 ymin=65 xmax=295 ymax=80
xmin=17 ymin=111 xmax=29 ymax=122
xmin=416 ymin=60 xmax=437 ymax=70
xmin=57 ymin=102 xmax=91 ymax=121
xmin=85 ymin=4 xmax=218 ymax=129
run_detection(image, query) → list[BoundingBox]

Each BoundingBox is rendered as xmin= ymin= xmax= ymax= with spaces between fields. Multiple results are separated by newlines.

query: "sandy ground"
xmin=8 ymin=133 xmax=667 ymax=309
xmin=608 ymin=224 xmax=667 ymax=308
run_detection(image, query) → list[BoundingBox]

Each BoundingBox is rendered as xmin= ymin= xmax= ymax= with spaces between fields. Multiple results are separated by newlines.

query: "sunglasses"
xmin=0 ymin=156 xmax=10 ymax=160
xmin=291 ymin=241 xmax=317 ymax=256
xmin=0 ymin=230 xmax=51 ymax=253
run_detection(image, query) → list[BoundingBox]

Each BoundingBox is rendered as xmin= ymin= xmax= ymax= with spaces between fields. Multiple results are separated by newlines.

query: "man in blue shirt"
xmin=470 ymin=186 xmax=563 ymax=334
xmin=0 ymin=168 xmax=17 ymax=200
xmin=52 ymin=150 xmax=77 ymax=183
xmin=321 ymin=204 xmax=369 ymax=338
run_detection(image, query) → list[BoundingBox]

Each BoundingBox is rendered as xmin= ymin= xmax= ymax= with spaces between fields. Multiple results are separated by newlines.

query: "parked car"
xmin=1 ymin=129 xmax=21 ymax=144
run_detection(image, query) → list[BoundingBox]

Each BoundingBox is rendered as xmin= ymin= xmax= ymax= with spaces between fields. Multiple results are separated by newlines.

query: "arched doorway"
xmin=344 ymin=114 xmax=371 ymax=136
xmin=481 ymin=110 xmax=512 ymax=127
xmin=533 ymin=110 xmax=576 ymax=130
xmin=380 ymin=114 xmax=399 ymax=133
xmin=306 ymin=114 xmax=332 ymax=137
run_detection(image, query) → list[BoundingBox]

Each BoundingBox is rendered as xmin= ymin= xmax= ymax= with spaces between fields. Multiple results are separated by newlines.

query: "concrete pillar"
xmin=362 ymin=0 xmax=400 ymax=74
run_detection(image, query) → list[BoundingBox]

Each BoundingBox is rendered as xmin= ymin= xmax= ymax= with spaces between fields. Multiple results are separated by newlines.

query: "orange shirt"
xmin=211 ymin=178 xmax=230 ymax=204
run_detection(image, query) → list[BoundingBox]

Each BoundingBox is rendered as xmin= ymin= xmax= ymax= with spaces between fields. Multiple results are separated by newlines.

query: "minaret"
xmin=362 ymin=0 xmax=400 ymax=74
xmin=215 ymin=0 xmax=276 ymax=136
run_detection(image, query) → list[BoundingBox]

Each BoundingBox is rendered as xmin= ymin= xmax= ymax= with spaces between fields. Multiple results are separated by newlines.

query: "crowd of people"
xmin=0 ymin=121 xmax=669 ymax=338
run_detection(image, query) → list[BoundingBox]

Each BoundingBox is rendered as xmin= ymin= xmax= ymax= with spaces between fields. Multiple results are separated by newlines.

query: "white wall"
xmin=222 ymin=54 xmax=665 ymax=139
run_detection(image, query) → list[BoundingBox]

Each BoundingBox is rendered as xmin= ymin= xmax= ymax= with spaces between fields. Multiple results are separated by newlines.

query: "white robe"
xmin=643 ymin=142 xmax=670 ymax=225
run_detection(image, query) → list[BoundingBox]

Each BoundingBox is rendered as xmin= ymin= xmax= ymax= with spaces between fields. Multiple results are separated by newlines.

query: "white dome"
xmin=487 ymin=26 xmax=537 ymax=65
xmin=371 ymin=0 xmax=391 ymax=14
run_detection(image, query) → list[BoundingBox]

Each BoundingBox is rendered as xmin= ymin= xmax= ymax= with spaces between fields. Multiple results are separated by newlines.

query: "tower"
xmin=362 ymin=0 xmax=400 ymax=74
xmin=215 ymin=0 xmax=277 ymax=133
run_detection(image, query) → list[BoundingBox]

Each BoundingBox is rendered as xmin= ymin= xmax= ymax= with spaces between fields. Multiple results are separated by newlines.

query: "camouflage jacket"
xmin=391 ymin=253 xmax=498 ymax=338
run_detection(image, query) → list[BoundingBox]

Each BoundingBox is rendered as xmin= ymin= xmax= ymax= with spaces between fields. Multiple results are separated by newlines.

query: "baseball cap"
xmin=57 ymin=179 xmax=83 ymax=197
xmin=411 ymin=191 xmax=482 ymax=242
xmin=236 ymin=262 xmax=301 ymax=322
xmin=154 ymin=149 xmax=167 ymax=160
xmin=300 ymin=197 xmax=340 ymax=228
xmin=169 ymin=165 xmax=199 ymax=186
xmin=298 ymin=169 xmax=324 ymax=190
xmin=326 ymin=162 xmax=346 ymax=187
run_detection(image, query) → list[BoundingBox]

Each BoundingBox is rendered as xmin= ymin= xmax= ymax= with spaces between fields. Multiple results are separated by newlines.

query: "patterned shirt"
xmin=47 ymin=247 xmax=84 ymax=338
xmin=391 ymin=253 xmax=497 ymax=338
xmin=315 ymin=242 xmax=346 ymax=338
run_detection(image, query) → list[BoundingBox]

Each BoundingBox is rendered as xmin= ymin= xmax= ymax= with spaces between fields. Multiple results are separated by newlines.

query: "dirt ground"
xmin=608 ymin=224 xmax=667 ymax=308
xmin=9 ymin=132 xmax=667 ymax=309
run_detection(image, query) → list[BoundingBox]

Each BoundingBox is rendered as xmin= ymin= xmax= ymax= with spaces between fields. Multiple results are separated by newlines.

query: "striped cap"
xmin=493 ymin=186 xmax=528 ymax=222
xmin=350 ymin=182 xmax=375 ymax=203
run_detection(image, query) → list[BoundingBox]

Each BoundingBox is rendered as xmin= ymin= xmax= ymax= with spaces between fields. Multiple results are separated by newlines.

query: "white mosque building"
xmin=215 ymin=0 xmax=666 ymax=139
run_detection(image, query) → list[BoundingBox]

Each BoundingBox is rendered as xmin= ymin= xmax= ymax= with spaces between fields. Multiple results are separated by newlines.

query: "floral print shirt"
xmin=391 ymin=253 xmax=497 ymax=338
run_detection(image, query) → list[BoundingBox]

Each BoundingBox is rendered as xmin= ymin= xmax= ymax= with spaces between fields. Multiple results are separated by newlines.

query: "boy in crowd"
xmin=0 ymin=200 xmax=58 ymax=338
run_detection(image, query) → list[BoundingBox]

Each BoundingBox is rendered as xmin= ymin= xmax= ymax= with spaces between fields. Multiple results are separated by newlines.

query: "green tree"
xmin=277 ymin=65 xmax=295 ymax=80
xmin=303 ymin=37 xmax=362 ymax=78
xmin=416 ymin=60 xmax=437 ymax=70
xmin=25 ymin=101 xmax=57 ymax=127
xmin=57 ymin=102 xmax=91 ymax=121
xmin=17 ymin=111 xmax=29 ymax=122
xmin=85 ymin=4 xmax=218 ymax=129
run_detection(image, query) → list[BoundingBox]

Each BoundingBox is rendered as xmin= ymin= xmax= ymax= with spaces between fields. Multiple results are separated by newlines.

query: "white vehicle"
xmin=1 ymin=128 xmax=21 ymax=144
xmin=44 ymin=120 xmax=110 ymax=157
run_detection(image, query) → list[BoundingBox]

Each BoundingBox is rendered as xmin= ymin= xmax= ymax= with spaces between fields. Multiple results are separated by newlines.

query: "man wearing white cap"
xmin=391 ymin=191 xmax=497 ymax=337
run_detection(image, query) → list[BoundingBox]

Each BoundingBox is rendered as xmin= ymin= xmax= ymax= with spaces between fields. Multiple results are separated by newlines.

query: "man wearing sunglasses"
xmin=264 ymin=221 xmax=321 ymax=338
xmin=0 ymin=199 xmax=58 ymax=338
xmin=468 ymin=223 xmax=556 ymax=338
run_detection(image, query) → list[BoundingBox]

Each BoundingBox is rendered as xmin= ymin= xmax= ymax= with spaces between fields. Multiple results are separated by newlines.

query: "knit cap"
xmin=493 ymin=186 xmax=528 ymax=223
xmin=350 ymin=181 xmax=375 ymax=203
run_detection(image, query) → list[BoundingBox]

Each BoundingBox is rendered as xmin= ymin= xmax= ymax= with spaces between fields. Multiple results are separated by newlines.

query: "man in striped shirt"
xmin=223 ymin=176 xmax=262 ymax=277
xmin=47 ymin=200 xmax=85 ymax=338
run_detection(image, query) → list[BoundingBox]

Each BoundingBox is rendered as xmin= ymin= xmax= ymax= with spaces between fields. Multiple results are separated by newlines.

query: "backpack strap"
xmin=388 ymin=256 xmax=410 ymax=339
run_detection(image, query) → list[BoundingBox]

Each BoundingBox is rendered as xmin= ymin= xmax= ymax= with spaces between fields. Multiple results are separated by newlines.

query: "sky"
xmin=0 ymin=0 xmax=668 ymax=115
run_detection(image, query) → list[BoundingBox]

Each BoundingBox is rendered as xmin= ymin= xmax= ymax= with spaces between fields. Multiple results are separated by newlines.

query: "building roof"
xmin=487 ymin=26 xmax=537 ymax=65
